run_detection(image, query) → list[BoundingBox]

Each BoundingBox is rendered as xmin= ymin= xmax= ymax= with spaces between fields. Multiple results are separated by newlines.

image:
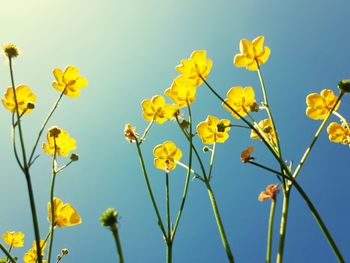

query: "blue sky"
xmin=0 ymin=0 xmax=349 ymax=262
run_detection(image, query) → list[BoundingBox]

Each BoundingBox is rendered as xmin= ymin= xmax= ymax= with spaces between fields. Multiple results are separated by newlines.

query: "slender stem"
xmin=172 ymin=105 xmax=193 ymax=239
xmin=28 ymin=88 xmax=67 ymax=165
xmin=229 ymin=124 xmax=250 ymax=129
xmin=293 ymin=93 xmax=344 ymax=180
xmin=8 ymin=57 xmax=42 ymax=263
xmin=11 ymin=112 xmax=25 ymax=173
xmin=332 ymin=111 xmax=349 ymax=129
xmin=206 ymin=183 xmax=234 ymax=263
xmin=266 ymin=199 xmax=276 ymax=263
xmin=48 ymin=140 xmax=58 ymax=263
xmin=135 ymin=140 xmax=167 ymax=239
xmin=165 ymin=172 xmax=172 ymax=263
xmin=276 ymin=189 xmax=290 ymax=263
xmin=166 ymin=240 xmax=173 ymax=263
xmin=111 ymin=224 xmax=124 ymax=263
xmin=0 ymin=243 xmax=16 ymax=263
xmin=140 ymin=120 xmax=154 ymax=144
xmin=208 ymin=142 xmax=216 ymax=182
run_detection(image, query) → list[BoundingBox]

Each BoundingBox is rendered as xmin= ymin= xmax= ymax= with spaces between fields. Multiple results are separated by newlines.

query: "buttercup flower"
xmin=52 ymin=66 xmax=88 ymax=98
xmin=23 ymin=240 xmax=47 ymax=263
xmin=258 ymin=184 xmax=279 ymax=202
xmin=42 ymin=127 xmax=76 ymax=157
xmin=2 ymin=231 xmax=24 ymax=247
xmin=2 ymin=85 xmax=36 ymax=114
xmin=306 ymin=89 xmax=340 ymax=120
xmin=176 ymin=50 xmax=213 ymax=86
xmin=233 ymin=36 xmax=271 ymax=71
xmin=327 ymin=122 xmax=350 ymax=145
xmin=3 ymin=44 xmax=20 ymax=58
xmin=153 ymin=141 xmax=182 ymax=172
xmin=48 ymin=197 xmax=82 ymax=227
xmin=124 ymin=123 xmax=139 ymax=142
xmin=241 ymin=146 xmax=255 ymax=163
xmin=251 ymin=119 xmax=276 ymax=143
xmin=222 ymin=86 xmax=256 ymax=119
xmin=165 ymin=75 xmax=197 ymax=108
xmin=141 ymin=95 xmax=176 ymax=124
xmin=197 ymin=115 xmax=231 ymax=144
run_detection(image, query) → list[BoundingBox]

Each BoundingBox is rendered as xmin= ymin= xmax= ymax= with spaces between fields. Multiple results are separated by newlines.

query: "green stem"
xmin=140 ymin=120 xmax=154 ymax=144
xmin=293 ymin=93 xmax=344 ymax=180
xmin=0 ymin=243 xmax=16 ymax=263
xmin=166 ymin=240 xmax=173 ymax=263
xmin=135 ymin=140 xmax=168 ymax=239
xmin=11 ymin=112 xmax=25 ymax=173
xmin=8 ymin=57 xmax=42 ymax=263
xmin=266 ymin=199 xmax=276 ymax=263
xmin=208 ymin=142 xmax=216 ymax=182
xmin=206 ymin=183 xmax=234 ymax=263
xmin=111 ymin=223 xmax=124 ymax=263
xmin=276 ymin=190 xmax=290 ymax=263
xmin=165 ymin=172 xmax=172 ymax=263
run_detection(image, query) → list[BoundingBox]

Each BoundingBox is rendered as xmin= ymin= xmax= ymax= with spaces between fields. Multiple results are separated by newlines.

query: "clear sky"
xmin=0 ymin=0 xmax=349 ymax=262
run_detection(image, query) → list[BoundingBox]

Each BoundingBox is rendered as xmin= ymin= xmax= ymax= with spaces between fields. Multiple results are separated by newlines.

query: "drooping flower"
xmin=2 ymin=231 xmax=24 ymax=247
xmin=251 ymin=119 xmax=276 ymax=143
xmin=258 ymin=184 xmax=279 ymax=202
xmin=240 ymin=146 xmax=255 ymax=163
xmin=176 ymin=50 xmax=213 ymax=86
xmin=165 ymin=75 xmax=197 ymax=108
xmin=222 ymin=86 xmax=256 ymax=119
xmin=42 ymin=127 xmax=76 ymax=157
xmin=23 ymin=240 xmax=47 ymax=263
xmin=196 ymin=115 xmax=230 ymax=144
xmin=52 ymin=66 xmax=88 ymax=98
xmin=3 ymin=44 xmax=20 ymax=58
xmin=233 ymin=36 xmax=271 ymax=71
xmin=306 ymin=89 xmax=340 ymax=120
xmin=141 ymin=95 xmax=176 ymax=124
xmin=153 ymin=141 xmax=182 ymax=172
xmin=48 ymin=197 xmax=82 ymax=227
xmin=327 ymin=122 xmax=350 ymax=145
xmin=2 ymin=85 xmax=36 ymax=114
xmin=124 ymin=123 xmax=138 ymax=142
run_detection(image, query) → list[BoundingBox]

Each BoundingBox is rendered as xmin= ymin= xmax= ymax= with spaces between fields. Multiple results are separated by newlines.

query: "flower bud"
xmin=3 ymin=44 xmax=20 ymax=58
xmin=70 ymin=153 xmax=79 ymax=162
xmin=202 ymin=146 xmax=210 ymax=152
xmin=27 ymin=102 xmax=35 ymax=109
xmin=338 ymin=80 xmax=350 ymax=93
xmin=100 ymin=208 xmax=118 ymax=227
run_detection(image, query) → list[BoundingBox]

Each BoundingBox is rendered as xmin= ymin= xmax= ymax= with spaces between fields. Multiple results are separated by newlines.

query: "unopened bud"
xmin=338 ymin=80 xmax=350 ymax=93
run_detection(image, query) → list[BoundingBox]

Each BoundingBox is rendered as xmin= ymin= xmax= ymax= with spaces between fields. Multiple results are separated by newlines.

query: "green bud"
xmin=70 ymin=153 xmax=79 ymax=162
xmin=202 ymin=146 xmax=210 ymax=152
xmin=250 ymin=102 xmax=260 ymax=112
xmin=27 ymin=102 xmax=35 ymax=109
xmin=100 ymin=208 xmax=118 ymax=227
xmin=217 ymin=123 xmax=226 ymax=132
xmin=338 ymin=80 xmax=350 ymax=93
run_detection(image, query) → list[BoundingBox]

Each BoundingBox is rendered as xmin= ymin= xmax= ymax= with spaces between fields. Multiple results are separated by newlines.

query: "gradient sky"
xmin=0 ymin=0 xmax=349 ymax=262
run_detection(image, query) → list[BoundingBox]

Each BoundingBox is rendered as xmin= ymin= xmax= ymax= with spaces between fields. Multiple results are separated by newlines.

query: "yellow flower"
xmin=48 ymin=197 xmax=82 ymax=227
xmin=42 ymin=127 xmax=76 ymax=157
xmin=222 ymin=86 xmax=256 ymax=119
xmin=306 ymin=89 xmax=340 ymax=120
xmin=176 ymin=50 xmax=213 ymax=86
xmin=196 ymin=115 xmax=230 ymax=144
xmin=2 ymin=231 xmax=24 ymax=247
xmin=153 ymin=141 xmax=182 ymax=172
xmin=1 ymin=85 xmax=36 ymax=114
xmin=233 ymin=36 xmax=271 ymax=70
xmin=141 ymin=95 xmax=176 ymax=124
xmin=327 ymin=122 xmax=350 ymax=145
xmin=165 ymin=76 xmax=197 ymax=108
xmin=52 ymin=66 xmax=88 ymax=98
xmin=23 ymin=240 xmax=47 ymax=263
xmin=124 ymin=123 xmax=138 ymax=142
xmin=258 ymin=184 xmax=279 ymax=202
xmin=251 ymin=119 xmax=276 ymax=143
xmin=240 ymin=146 xmax=255 ymax=163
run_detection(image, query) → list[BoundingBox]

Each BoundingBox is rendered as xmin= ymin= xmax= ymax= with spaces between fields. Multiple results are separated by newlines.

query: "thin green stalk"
xmin=11 ymin=112 xmax=25 ymax=173
xmin=8 ymin=57 xmax=42 ymax=263
xmin=266 ymin=199 xmax=276 ymax=263
xmin=135 ymin=140 xmax=167 ymax=239
xmin=166 ymin=240 xmax=173 ymax=263
xmin=171 ymin=105 xmax=193 ymax=239
xmin=293 ymin=93 xmax=344 ymax=180
xmin=165 ymin=172 xmax=172 ymax=263
xmin=208 ymin=142 xmax=216 ymax=182
xmin=111 ymin=223 xmax=124 ymax=263
xmin=48 ymin=140 xmax=58 ymax=263
xmin=276 ymin=189 xmax=290 ymax=263
xmin=0 ymin=243 xmax=16 ymax=263
xmin=206 ymin=183 xmax=234 ymax=263
xmin=139 ymin=119 xmax=154 ymax=144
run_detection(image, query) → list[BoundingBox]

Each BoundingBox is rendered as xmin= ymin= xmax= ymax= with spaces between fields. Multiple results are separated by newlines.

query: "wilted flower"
xmin=233 ymin=36 xmax=271 ymax=70
xmin=327 ymin=122 xmax=350 ymax=145
xmin=124 ymin=123 xmax=138 ymax=142
xmin=258 ymin=184 xmax=279 ymax=202
xmin=153 ymin=141 xmax=182 ymax=172
xmin=3 ymin=44 xmax=20 ymax=58
xmin=2 ymin=85 xmax=36 ymax=114
xmin=306 ymin=89 xmax=340 ymax=120
xmin=52 ymin=66 xmax=88 ymax=98
xmin=141 ymin=95 xmax=176 ymax=124
xmin=196 ymin=115 xmax=230 ymax=144
xmin=222 ymin=86 xmax=256 ymax=119
xmin=42 ymin=127 xmax=76 ymax=157
xmin=176 ymin=50 xmax=212 ymax=86
xmin=251 ymin=119 xmax=276 ymax=143
xmin=240 ymin=146 xmax=255 ymax=163
xmin=2 ymin=231 xmax=24 ymax=247
xmin=48 ymin=197 xmax=82 ymax=227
